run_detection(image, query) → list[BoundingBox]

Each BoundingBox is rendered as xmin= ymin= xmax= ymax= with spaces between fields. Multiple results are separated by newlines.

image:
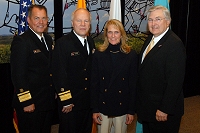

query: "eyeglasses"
xmin=33 ymin=17 xmax=49 ymax=22
xmin=148 ymin=17 xmax=165 ymax=23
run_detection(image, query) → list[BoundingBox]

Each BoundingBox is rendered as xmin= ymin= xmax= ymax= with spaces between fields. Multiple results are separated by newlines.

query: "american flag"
xmin=18 ymin=0 xmax=32 ymax=35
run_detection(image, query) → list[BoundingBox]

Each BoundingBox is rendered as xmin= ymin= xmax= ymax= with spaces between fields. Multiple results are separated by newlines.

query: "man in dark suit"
xmin=136 ymin=5 xmax=186 ymax=133
xmin=10 ymin=5 xmax=55 ymax=133
xmin=52 ymin=8 xmax=95 ymax=133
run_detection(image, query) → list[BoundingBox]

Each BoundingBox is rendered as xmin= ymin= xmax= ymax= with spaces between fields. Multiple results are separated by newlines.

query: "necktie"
xmin=41 ymin=37 xmax=48 ymax=51
xmin=84 ymin=39 xmax=88 ymax=54
xmin=145 ymin=37 xmax=154 ymax=57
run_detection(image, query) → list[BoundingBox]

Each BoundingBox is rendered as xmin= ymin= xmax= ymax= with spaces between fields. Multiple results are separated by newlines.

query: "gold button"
xmin=105 ymin=89 xmax=107 ymax=92
xmin=84 ymin=69 xmax=86 ymax=71
xmin=85 ymin=78 xmax=87 ymax=80
xmin=50 ymin=74 xmax=52 ymax=76
xmin=122 ymin=78 xmax=125 ymax=80
xmin=19 ymin=88 xmax=24 ymax=92
xmin=85 ymin=88 xmax=87 ymax=90
xmin=120 ymin=103 xmax=122 ymax=105
xmin=102 ymin=77 xmax=104 ymax=80
xmin=50 ymin=84 xmax=52 ymax=86
xmin=103 ymin=102 xmax=105 ymax=104
xmin=61 ymin=88 xmax=64 ymax=91
xmin=119 ymin=91 xmax=121 ymax=93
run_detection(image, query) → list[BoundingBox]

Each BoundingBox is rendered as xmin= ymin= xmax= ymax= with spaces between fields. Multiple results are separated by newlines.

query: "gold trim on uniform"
xmin=58 ymin=90 xmax=72 ymax=101
xmin=17 ymin=91 xmax=32 ymax=102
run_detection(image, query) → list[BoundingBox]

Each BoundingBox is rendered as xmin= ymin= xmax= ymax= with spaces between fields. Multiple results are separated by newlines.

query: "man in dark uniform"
xmin=10 ymin=5 xmax=55 ymax=133
xmin=52 ymin=8 xmax=95 ymax=133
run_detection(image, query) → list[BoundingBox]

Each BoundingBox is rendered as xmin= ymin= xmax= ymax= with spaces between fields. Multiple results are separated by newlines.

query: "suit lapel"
xmin=41 ymin=36 xmax=50 ymax=57
xmin=69 ymin=32 xmax=88 ymax=59
xmin=87 ymin=36 xmax=95 ymax=55
xmin=27 ymin=29 xmax=49 ymax=57
xmin=44 ymin=34 xmax=52 ymax=52
xmin=139 ymin=30 xmax=171 ymax=69
xmin=139 ymin=36 xmax=152 ymax=64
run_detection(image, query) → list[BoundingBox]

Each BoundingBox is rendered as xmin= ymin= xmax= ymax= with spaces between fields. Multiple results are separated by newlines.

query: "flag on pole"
xmin=13 ymin=109 xmax=19 ymax=133
xmin=136 ymin=121 xmax=143 ymax=133
xmin=77 ymin=0 xmax=86 ymax=9
xmin=18 ymin=0 xmax=32 ymax=35
xmin=154 ymin=0 xmax=170 ymax=10
xmin=109 ymin=0 xmax=122 ymax=22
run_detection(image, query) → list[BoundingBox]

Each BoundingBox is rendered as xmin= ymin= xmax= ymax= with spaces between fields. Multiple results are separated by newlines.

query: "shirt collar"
xmin=29 ymin=27 xmax=44 ymax=40
xmin=73 ymin=30 xmax=87 ymax=46
xmin=153 ymin=27 xmax=169 ymax=44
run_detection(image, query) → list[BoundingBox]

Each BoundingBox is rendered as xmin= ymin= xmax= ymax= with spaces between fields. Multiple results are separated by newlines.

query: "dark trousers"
xmin=58 ymin=108 xmax=92 ymax=133
xmin=16 ymin=109 xmax=53 ymax=133
xmin=142 ymin=115 xmax=182 ymax=133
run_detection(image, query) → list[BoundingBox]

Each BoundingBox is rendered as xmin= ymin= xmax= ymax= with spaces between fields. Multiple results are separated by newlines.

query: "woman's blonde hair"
xmin=98 ymin=19 xmax=131 ymax=54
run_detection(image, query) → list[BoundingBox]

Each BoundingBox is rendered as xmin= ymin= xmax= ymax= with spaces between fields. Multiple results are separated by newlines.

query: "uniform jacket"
xmin=52 ymin=31 xmax=95 ymax=111
xmin=136 ymin=29 xmax=186 ymax=122
xmin=90 ymin=45 xmax=138 ymax=116
xmin=10 ymin=28 xmax=55 ymax=111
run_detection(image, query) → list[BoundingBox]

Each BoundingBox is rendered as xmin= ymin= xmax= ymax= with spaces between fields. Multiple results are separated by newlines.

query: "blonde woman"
xmin=90 ymin=19 xmax=138 ymax=133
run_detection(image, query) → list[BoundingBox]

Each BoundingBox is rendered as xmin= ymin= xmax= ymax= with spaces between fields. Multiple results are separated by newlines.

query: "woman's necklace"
xmin=110 ymin=50 xmax=120 ymax=53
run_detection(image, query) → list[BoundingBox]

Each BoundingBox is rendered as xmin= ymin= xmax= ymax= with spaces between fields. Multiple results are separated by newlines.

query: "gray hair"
xmin=147 ymin=5 xmax=171 ymax=22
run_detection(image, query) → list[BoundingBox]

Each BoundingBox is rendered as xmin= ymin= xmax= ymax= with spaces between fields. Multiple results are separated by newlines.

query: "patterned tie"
xmin=145 ymin=37 xmax=154 ymax=57
xmin=84 ymin=39 xmax=88 ymax=55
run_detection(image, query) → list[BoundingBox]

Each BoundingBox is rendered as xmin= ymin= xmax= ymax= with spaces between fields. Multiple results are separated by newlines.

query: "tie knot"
xmin=151 ymin=37 xmax=154 ymax=43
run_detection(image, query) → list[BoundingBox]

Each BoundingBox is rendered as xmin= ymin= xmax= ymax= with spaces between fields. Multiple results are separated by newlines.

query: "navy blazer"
xmin=10 ymin=28 xmax=55 ymax=111
xmin=90 ymin=46 xmax=138 ymax=116
xmin=52 ymin=31 xmax=95 ymax=111
xmin=137 ymin=29 xmax=186 ymax=122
